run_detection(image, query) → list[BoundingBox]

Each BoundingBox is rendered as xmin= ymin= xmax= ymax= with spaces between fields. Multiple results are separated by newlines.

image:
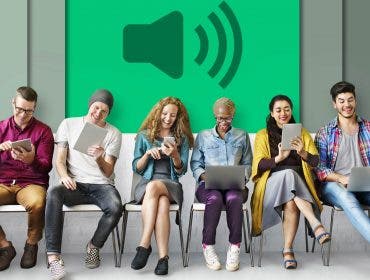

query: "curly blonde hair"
xmin=138 ymin=97 xmax=194 ymax=148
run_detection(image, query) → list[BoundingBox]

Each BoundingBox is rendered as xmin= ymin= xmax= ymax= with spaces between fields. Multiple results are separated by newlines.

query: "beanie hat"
xmin=88 ymin=89 xmax=114 ymax=113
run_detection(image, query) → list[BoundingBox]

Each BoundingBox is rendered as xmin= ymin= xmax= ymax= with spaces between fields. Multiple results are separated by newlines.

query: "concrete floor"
xmin=1 ymin=251 xmax=369 ymax=280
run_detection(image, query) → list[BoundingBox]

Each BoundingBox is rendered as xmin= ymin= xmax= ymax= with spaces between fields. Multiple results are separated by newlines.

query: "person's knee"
xmin=47 ymin=184 xmax=65 ymax=202
xmin=225 ymin=191 xmax=242 ymax=206
xmin=206 ymin=191 xmax=223 ymax=207
xmin=105 ymin=192 xmax=123 ymax=217
xmin=284 ymin=200 xmax=299 ymax=213
xmin=26 ymin=195 xmax=46 ymax=213
xmin=145 ymin=181 xmax=164 ymax=198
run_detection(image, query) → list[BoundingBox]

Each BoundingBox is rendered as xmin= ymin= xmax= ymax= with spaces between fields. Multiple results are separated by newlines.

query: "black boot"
xmin=131 ymin=245 xmax=152 ymax=270
xmin=154 ymin=255 xmax=169 ymax=275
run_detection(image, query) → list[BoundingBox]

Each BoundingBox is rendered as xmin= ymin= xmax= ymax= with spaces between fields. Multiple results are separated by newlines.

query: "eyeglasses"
xmin=14 ymin=104 xmax=34 ymax=115
xmin=215 ymin=116 xmax=233 ymax=123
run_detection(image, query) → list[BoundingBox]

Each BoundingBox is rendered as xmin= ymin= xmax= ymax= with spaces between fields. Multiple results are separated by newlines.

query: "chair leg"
xmin=118 ymin=210 xmax=128 ymax=267
xmin=177 ymin=209 xmax=186 ymax=267
xmin=311 ymin=234 xmax=316 ymax=253
xmin=322 ymin=208 xmax=334 ymax=266
xmin=115 ymin=226 xmax=121 ymax=253
xmin=244 ymin=211 xmax=253 ymax=266
xmin=111 ymin=226 xmax=118 ymax=267
xmin=258 ymin=231 xmax=263 ymax=267
xmin=242 ymin=211 xmax=247 ymax=253
xmin=304 ymin=219 xmax=309 ymax=252
xmin=185 ymin=206 xmax=194 ymax=267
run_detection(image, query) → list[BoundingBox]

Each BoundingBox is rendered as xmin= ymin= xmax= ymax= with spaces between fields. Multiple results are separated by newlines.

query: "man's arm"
xmin=56 ymin=145 xmax=77 ymax=190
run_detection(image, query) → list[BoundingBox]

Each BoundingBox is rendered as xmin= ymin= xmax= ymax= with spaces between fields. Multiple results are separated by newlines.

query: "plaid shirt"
xmin=314 ymin=116 xmax=370 ymax=181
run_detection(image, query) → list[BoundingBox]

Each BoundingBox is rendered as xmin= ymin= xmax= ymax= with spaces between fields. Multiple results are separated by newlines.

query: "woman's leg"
xmin=282 ymin=200 xmax=300 ymax=249
xmin=154 ymin=195 xmax=170 ymax=258
xmin=196 ymin=182 xmax=223 ymax=245
xmin=139 ymin=180 xmax=170 ymax=247
xmin=224 ymin=190 xmax=243 ymax=244
xmin=282 ymin=200 xmax=299 ymax=268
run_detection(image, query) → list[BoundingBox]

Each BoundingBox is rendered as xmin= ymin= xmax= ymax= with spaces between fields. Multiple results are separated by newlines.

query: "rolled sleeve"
xmin=190 ymin=134 xmax=205 ymax=182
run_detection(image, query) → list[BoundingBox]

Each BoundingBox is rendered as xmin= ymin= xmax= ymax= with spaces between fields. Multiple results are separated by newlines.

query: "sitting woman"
xmin=190 ymin=97 xmax=253 ymax=272
xmin=251 ymin=95 xmax=330 ymax=269
xmin=130 ymin=97 xmax=194 ymax=275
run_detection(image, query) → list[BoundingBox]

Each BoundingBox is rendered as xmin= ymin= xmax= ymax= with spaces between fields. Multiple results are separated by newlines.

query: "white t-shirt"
xmin=56 ymin=117 xmax=122 ymax=185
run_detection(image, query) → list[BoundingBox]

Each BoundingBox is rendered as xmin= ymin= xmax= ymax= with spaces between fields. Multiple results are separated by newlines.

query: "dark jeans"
xmin=196 ymin=182 xmax=248 ymax=245
xmin=45 ymin=182 xmax=123 ymax=253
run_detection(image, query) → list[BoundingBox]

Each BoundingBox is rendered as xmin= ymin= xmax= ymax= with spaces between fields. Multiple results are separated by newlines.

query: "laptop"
xmin=205 ymin=165 xmax=246 ymax=190
xmin=347 ymin=167 xmax=370 ymax=192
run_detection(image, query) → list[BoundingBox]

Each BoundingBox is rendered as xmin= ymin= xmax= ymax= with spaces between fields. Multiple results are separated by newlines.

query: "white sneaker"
xmin=49 ymin=257 xmax=66 ymax=280
xmin=226 ymin=244 xmax=240 ymax=271
xmin=202 ymin=245 xmax=221 ymax=270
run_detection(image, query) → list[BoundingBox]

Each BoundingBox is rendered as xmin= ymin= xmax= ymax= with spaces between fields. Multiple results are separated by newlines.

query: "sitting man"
xmin=315 ymin=81 xmax=370 ymax=243
xmin=190 ymin=97 xmax=253 ymax=271
xmin=45 ymin=89 xmax=123 ymax=279
xmin=0 ymin=86 xmax=54 ymax=270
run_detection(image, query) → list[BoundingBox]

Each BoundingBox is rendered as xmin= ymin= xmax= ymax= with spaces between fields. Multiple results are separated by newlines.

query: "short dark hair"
xmin=16 ymin=86 xmax=38 ymax=103
xmin=330 ymin=81 xmax=355 ymax=101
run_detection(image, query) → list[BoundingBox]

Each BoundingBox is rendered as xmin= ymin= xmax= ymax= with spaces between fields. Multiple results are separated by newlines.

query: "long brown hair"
xmin=138 ymin=97 xmax=194 ymax=148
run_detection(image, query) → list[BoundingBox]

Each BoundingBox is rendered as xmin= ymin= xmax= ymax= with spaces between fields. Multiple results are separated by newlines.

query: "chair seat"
xmin=192 ymin=202 xmax=248 ymax=211
xmin=125 ymin=203 xmax=179 ymax=212
xmin=0 ymin=205 xmax=26 ymax=212
xmin=0 ymin=204 xmax=102 ymax=212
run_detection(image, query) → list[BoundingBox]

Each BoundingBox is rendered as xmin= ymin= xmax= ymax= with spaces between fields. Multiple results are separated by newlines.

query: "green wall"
xmin=66 ymin=0 xmax=299 ymax=132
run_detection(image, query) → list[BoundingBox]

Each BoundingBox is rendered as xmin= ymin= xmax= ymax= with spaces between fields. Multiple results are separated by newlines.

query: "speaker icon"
xmin=123 ymin=11 xmax=183 ymax=79
xmin=195 ymin=1 xmax=242 ymax=88
xmin=123 ymin=1 xmax=242 ymax=88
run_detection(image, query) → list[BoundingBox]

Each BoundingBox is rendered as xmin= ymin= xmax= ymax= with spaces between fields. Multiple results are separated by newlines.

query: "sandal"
xmin=313 ymin=224 xmax=331 ymax=245
xmin=282 ymin=248 xmax=297 ymax=269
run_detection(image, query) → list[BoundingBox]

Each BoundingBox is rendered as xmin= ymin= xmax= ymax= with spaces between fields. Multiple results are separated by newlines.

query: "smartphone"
xmin=163 ymin=136 xmax=176 ymax=146
xmin=11 ymin=138 xmax=32 ymax=152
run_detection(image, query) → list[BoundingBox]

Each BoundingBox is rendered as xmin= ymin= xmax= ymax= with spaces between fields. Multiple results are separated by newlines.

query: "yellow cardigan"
xmin=250 ymin=128 xmax=322 ymax=236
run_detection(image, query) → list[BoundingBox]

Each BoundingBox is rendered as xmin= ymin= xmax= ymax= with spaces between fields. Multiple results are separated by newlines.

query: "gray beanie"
xmin=88 ymin=89 xmax=114 ymax=113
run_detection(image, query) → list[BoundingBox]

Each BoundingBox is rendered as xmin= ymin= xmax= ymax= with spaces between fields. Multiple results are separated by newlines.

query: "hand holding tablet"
xmin=11 ymin=138 xmax=32 ymax=152
xmin=281 ymin=123 xmax=302 ymax=150
xmin=73 ymin=122 xmax=108 ymax=155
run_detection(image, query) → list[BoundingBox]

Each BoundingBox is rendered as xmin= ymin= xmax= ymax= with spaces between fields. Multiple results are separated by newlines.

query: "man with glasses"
xmin=45 ymin=89 xmax=123 ymax=279
xmin=0 ymin=86 xmax=54 ymax=270
xmin=190 ymin=97 xmax=253 ymax=271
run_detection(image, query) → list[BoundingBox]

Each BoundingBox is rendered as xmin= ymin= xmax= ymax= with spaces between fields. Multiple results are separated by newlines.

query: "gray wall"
xmin=343 ymin=0 xmax=370 ymax=120
xmin=0 ymin=0 xmax=65 ymax=130
xmin=0 ymin=0 xmax=28 ymax=110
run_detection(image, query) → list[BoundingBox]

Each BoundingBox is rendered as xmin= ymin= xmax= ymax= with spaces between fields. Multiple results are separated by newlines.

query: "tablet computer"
xmin=281 ymin=123 xmax=302 ymax=150
xmin=73 ymin=122 xmax=108 ymax=155
xmin=347 ymin=167 xmax=370 ymax=192
xmin=11 ymin=138 xmax=32 ymax=152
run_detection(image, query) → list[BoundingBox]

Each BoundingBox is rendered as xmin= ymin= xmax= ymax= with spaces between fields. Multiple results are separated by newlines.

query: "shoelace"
xmin=204 ymin=246 xmax=219 ymax=263
xmin=227 ymin=246 xmax=240 ymax=263
xmin=49 ymin=259 xmax=65 ymax=278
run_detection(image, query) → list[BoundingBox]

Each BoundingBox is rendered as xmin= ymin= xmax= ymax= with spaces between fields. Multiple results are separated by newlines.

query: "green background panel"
xmin=66 ymin=0 xmax=299 ymax=132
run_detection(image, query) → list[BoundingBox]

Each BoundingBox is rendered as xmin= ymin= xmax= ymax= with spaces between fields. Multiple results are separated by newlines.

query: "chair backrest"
xmin=130 ymin=172 xmax=142 ymax=201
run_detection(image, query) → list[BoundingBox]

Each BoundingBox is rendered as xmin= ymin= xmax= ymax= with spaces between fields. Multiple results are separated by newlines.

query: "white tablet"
xmin=73 ymin=122 xmax=108 ymax=155
xmin=11 ymin=138 xmax=32 ymax=152
xmin=281 ymin=123 xmax=302 ymax=150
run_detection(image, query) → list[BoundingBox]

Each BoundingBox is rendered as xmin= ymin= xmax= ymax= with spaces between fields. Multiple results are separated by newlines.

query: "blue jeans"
xmin=45 ymin=182 xmax=123 ymax=253
xmin=322 ymin=182 xmax=370 ymax=243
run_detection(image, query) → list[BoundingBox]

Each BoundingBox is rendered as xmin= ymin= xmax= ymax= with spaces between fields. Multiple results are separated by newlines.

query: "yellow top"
xmin=250 ymin=128 xmax=322 ymax=236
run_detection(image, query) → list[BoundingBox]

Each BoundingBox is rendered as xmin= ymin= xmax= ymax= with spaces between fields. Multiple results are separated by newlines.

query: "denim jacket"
xmin=132 ymin=130 xmax=190 ymax=181
xmin=190 ymin=126 xmax=253 ymax=182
